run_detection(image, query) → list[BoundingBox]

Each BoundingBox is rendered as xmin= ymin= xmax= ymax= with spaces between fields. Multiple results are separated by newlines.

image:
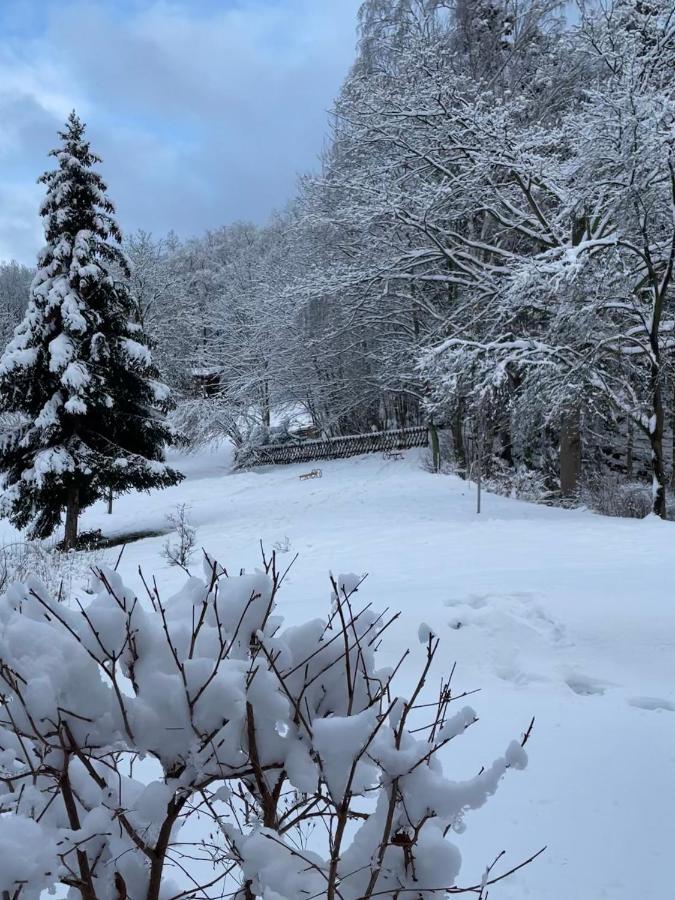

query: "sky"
xmin=0 ymin=0 xmax=362 ymax=264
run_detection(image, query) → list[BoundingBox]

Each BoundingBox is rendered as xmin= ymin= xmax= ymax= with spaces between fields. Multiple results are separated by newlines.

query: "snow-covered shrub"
xmin=0 ymin=550 xmax=534 ymax=900
xmin=171 ymin=396 xmax=243 ymax=450
xmin=172 ymin=398 xmax=297 ymax=457
xmin=483 ymin=460 xmax=554 ymax=504
xmin=582 ymin=474 xmax=652 ymax=519
xmin=161 ymin=503 xmax=197 ymax=572
xmin=234 ymin=421 xmax=299 ymax=468
xmin=0 ymin=539 xmax=105 ymax=598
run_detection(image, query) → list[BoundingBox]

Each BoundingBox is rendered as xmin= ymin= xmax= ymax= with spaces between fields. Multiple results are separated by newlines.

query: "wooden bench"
xmin=299 ymin=469 xmax=322 ymax=481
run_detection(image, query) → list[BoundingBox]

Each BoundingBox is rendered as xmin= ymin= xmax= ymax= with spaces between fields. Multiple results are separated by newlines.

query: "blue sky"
xmin=0 ymin=0 xmax=362 ymax=263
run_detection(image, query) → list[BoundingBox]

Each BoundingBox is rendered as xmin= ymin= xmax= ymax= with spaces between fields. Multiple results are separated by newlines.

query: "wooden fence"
xmin=238 ymin=426 xmax=429 ymax=468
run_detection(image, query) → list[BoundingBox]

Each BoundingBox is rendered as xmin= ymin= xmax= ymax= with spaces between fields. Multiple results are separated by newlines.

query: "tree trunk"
xmin=560 ymin=408 xmax=581 ymax=499
xmin=649 ymin=365 xmax=667 ymax=519
xmin=429 ymin=421 xmax=441 ymax=473
xmin=107 ymin=487 xmax=113 ymax=514
xmin=261 ymin=375 xmax=271 ymax=428
xmin=627 ymin=419 xmax=634 ymax=479
xmin=64 ymin=487 xmax=80 ymax=550
xmin=475 ymin=405 xmax=486 ymax=515
xmin=499 ymin=424 xmax=513 ymax=466
xmin=451 ymin=399 xmax=466 ymax=477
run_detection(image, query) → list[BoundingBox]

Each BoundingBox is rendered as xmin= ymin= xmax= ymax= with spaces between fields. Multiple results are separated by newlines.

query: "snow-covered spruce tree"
xmin=0 ymin=112 xmax=182 ymax=548
xmin=0 ymin=549 xmax=536 ymax=900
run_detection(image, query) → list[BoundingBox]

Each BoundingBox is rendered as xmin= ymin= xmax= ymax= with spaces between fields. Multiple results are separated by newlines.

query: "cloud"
xmin=0 ymin=0 xmax=361 ymax=263
xmin=0 ymin=182 xmax=43 ymax=263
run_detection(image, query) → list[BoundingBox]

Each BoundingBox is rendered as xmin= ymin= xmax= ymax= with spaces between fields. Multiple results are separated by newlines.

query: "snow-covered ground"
xmin=5 ymin=446 xmax=673 ymax=898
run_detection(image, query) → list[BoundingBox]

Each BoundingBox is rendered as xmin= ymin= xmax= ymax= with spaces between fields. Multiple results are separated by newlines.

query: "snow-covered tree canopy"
xmin=0 ymin=112 xmax=182 ymax=544
xmin=144 ymin=0 xmax=674 ymax=513
xmin=0 ymin=551 xmax=532 ymax=900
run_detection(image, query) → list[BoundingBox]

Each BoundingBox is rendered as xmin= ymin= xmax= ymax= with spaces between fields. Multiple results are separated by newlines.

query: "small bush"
xmin=582 ymin=474 xmax=652 ymax=519
xmin=161 ymin=503 xmax=197 ymax=571
xmin=481 ymin=459 xmax=554 ymax=504
xmin=0 ymin=540 xmax=106 ymax=598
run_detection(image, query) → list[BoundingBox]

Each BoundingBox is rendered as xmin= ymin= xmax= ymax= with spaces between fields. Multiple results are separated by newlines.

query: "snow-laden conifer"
xmin=0 ymin=112 xmax=182 ymax=547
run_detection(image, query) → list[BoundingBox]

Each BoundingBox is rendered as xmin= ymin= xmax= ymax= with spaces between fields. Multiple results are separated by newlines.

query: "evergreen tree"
xmin=0 ymin=112 xmax=183 ymax=548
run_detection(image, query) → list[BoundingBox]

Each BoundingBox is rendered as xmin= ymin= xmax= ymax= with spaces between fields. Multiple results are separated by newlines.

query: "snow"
xmin=22 ymin=446 xmax=74 ymax=484
xmin=0 ymin=346 xmax=38 ymax=374
xmin=313 ymin=707 xmax=379 ymax=799
xmin=77 ymin=263 xmax=101 ymax=280
xmin=48 ymin=332 xmax=74 ymax=371
xmin=121 ymin=337 xmax=152 ymax=367
xmin=0 ymin=815 xmax=58 ymax=895
xmin=61 ymin=360 xmax=90 ymax=389
xmin=60 ymin=289 xmax=88 ymax=333
xmin=64 ymin=396 xmax=87 ymax=415
xmin=1 ymin=446 xmax=673 ymax=898
xmin=149 ymin=379 xmax=171 ymax=402
xmin=34 ymin=392 xmax=63 ymax=428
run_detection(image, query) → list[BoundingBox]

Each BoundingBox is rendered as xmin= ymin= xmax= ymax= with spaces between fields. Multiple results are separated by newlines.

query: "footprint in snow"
xmin=627 ymin=696 xmax=675 ymax=712
xmin=444 ymin=591 xmax=566 ymax=645
xmin=445 ymin=593 xmax=490 ymax=610
xmin=564 ymin=673 xmax=608 ymax=696
xmin=495 ymin=663 xmax=551 ymax=687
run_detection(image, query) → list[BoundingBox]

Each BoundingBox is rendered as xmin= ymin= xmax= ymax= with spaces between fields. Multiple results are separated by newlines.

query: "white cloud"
xmin=0 ymin=0 xmax=361 ymax=263
xmin=0 ymin=182 xmax=43 ymax=263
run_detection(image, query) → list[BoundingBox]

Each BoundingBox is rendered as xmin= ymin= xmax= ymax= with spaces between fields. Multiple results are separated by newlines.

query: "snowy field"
xmin=4 ymin=445 xmax=673 ymax=899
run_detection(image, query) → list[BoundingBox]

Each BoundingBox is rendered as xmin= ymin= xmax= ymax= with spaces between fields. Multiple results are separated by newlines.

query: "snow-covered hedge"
xmin=0 ymin=551 xmax=533 ymax=899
